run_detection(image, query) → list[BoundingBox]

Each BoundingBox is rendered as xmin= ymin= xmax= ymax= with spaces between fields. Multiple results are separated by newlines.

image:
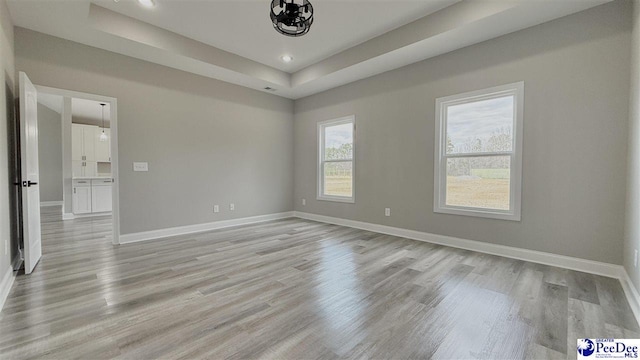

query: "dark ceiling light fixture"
xmin=270 ymin=0 xmax=314 ymax=37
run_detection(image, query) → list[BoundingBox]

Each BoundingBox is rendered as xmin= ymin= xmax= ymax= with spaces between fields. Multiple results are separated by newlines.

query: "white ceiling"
xmin=93 ymin=0 xmax=457 ymax=73
xmin=8 ymin=0 xmax=611 ymax=99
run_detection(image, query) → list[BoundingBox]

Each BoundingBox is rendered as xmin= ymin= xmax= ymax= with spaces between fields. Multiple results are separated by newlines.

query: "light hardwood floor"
xmin=0 ymin=206 xmax=637 ymax=359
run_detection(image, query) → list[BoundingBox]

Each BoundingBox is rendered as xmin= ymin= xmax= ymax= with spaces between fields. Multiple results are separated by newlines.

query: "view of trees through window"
xmin=322 ymin=122 xmax=353 ymax=198
xmin=444 ymin=95 xmax=514 ymax=210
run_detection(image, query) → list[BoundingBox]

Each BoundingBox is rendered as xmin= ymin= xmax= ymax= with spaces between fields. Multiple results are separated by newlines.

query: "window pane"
xmin=324 ymin=123 xmax=353 ymax=160
xmin=446 ymin=156 xmax=510 ymax=210
xmin=324 ymin=161 xmax=352 ymax=197
xmin=446 ymin=96 xmax=514 ymax=154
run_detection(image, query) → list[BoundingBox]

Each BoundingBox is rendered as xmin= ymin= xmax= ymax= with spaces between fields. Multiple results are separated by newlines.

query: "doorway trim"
xmin=34 ymin=85 xmax=120 ymax=245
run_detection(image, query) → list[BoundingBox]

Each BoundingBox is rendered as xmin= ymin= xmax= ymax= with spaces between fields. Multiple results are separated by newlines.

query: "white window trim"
xmin=434 ymin=82 xmax=524 ymax=221
xmin=317 ymin=115 xmax=355 ymax=203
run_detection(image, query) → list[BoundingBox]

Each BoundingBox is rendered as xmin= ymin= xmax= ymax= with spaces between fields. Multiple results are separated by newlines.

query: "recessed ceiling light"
xmin=281 ymin=55 xmax=293 ymax=63
xmin=138 ymin=0 xmax=155 ymax=8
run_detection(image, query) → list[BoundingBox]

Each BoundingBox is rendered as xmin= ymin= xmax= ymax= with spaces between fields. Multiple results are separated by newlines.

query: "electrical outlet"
xmin=635 ymin=249 xmax=638 ymax=268
xmin=385 ymin=208 xmax=391 ymax=217
xmin=213 ymin=205 xmax=219 ymax=213
xmin=302 ymin=198 xmax=306 ymax=206
xmin=230 ymin=203 xmax=235 ymax=211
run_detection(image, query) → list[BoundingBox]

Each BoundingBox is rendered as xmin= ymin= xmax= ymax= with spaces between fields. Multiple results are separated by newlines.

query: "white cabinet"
xmin=91 ymin=179 xmax=113 ymax=213
xmin=72 ymin=124 xmax=95 ymax=161
xmin=72 ymin=160 xmax=97 ymax=177
xmin=85 ymin=162 xmax=97 ymax=177
xmin=95 ymin=128 xmax=111 ymax=163
xmin=73 ymin=124 xmax=108 ymax=177
xmin=72 ymin=178 xmax=112 ymax=214
xmin=72 ymin=161 xmax=82 ymax=179
xmin=72 ymin=180 xmax=92 ymax=214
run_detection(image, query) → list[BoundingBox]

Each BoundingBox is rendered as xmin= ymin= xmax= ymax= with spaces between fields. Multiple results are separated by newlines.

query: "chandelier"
xmin=270 ymin=0 xmax=314 ymax=37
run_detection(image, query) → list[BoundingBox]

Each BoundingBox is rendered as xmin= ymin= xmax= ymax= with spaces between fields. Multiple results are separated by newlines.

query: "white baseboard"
xmin=293 ymin=211 xmax=623 ymax=279
xmin=0 ymin=265 xmax=16 ymax=313
xmin=620 ymin=270 xmax=640 ymax=324
xmin=72 ymin=212 xmax=112 ymax=219
xmin=64 ymin=211 xmax=110 ymax=220
xmin=119 ymin=211 xmax=295 ymax=244
xmin=62 ymin=213 xmax=75 ymax=220
xmin=40 ymin=201 xmax=63 ymax=207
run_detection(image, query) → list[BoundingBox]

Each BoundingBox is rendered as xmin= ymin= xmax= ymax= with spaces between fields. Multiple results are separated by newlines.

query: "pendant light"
xmin=99 ymin=103 xmax=108 ymax=142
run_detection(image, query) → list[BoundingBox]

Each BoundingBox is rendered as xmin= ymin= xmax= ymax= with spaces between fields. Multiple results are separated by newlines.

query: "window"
xmin=434 ymin=82 xmax=524 ymax=221
xmin=318 ymin=116 xmax=355 ymax=203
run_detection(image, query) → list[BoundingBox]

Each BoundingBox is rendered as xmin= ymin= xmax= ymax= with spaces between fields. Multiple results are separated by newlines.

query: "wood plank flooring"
xmin=0 ymin=206 xmax=637 ymax=359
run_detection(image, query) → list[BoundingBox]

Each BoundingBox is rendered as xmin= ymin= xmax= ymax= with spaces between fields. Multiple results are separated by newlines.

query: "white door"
xmin=19 ymin=72 xmax=42 ymax=275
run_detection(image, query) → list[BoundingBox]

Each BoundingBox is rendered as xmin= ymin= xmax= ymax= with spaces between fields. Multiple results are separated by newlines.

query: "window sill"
xmin=434 ymin=205 xmax=520 ymax=221
xmin=317 ymin=196 xmax=355 ymax=204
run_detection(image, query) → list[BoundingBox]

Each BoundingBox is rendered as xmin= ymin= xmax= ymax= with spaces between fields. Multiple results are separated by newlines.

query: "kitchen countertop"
xmin=73 ymin=176 xmax=112 ymax=180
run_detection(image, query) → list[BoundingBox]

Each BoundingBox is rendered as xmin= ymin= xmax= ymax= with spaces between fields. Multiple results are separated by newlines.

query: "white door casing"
xmin=34 ymin=84 xmax=120 ymax=245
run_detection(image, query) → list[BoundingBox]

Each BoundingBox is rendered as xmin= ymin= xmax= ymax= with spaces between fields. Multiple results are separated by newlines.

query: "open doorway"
xmin=34 ymin=84 xmax=120 ymax=251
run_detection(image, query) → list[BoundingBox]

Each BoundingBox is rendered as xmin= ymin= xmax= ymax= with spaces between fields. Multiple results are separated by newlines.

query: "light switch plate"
xmin=133 ymin=162 xmax=149 ymax=172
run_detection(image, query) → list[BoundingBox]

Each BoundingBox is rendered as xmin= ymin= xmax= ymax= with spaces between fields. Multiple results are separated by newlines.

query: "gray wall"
xmin=294 ymin=1 xmax=631 ymax=265
xmin=0 ymin=0 xmax=15 ymax=289
xmin=37 ymin=103 xmax=62 ymax=202
xmin=625 ymin=0 xmax=640 ymax=288
xmin=15 ymin=28 xmax=294 ymax=235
